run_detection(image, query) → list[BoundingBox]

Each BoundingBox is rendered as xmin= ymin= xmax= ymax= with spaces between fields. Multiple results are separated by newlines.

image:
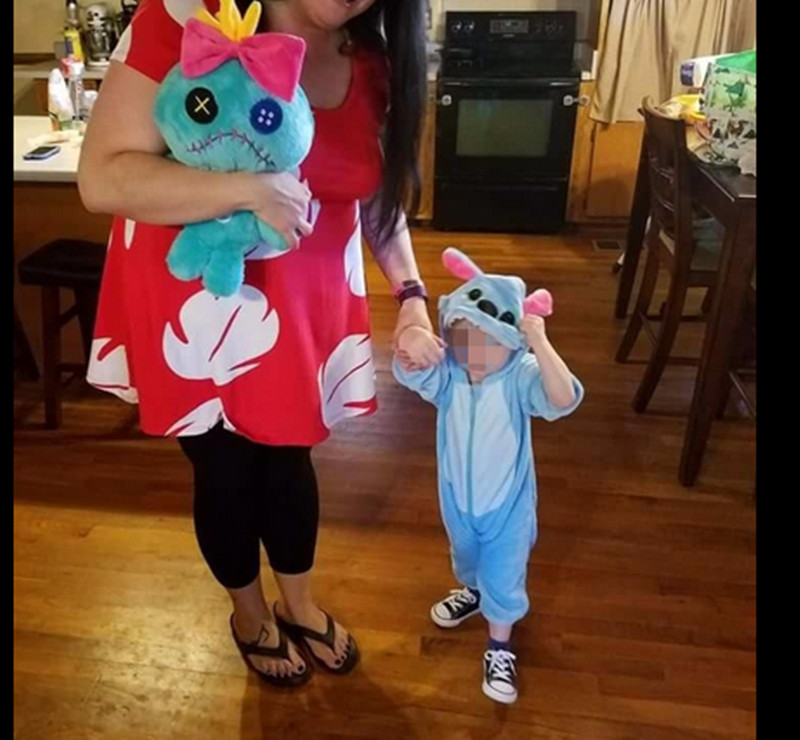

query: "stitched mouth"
xmin=186 ymin=128 xmax=276 ymax=169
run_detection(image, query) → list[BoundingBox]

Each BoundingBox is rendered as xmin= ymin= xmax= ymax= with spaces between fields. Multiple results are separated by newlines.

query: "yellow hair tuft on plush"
xmin=195 ymin=0 xmax=262 ymax=42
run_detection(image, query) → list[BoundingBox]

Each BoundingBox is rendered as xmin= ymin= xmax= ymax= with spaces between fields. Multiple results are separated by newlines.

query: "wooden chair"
xmin=616 ymin=98 xmax=723 ymax=413
xmin=18 ymin=239 xmax=106 ymax=429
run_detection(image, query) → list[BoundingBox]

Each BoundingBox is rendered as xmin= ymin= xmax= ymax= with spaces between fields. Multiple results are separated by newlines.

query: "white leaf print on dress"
xmin=164 ymin=0 xmax=202 ymax=26
xmin=111 ymin=24 xmax=132 ymax=65
xmin=163 ymin=285 xmax=279 ymax=386
xmin=245 ymin=238 xmax=291 ymax=262
xmin=124 ymin=219 xmax=136 ymax=249
xmin=343 ymin=215 xmax=366 ymax=298
xmin=87 ymin=338 xmax=139 ymax=403
xmin=318 ymin=334 xmax=376 ymax=429
xmin=308 ymin=197 xmax=321 ymax=229
xmin=166 ymin=398 xmax=236 ymax=436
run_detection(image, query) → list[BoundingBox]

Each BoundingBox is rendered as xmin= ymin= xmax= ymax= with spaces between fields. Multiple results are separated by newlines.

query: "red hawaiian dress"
xmin=88 ymin=0 xmax=385 ymax=446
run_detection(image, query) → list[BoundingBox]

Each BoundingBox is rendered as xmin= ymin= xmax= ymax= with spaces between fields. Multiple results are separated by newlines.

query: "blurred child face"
xmin=449 ymin=319 xmax=511 ymax=380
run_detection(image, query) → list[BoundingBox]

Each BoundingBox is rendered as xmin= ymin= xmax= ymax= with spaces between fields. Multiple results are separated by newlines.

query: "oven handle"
xmin=439 ymin=78 xmax=579 ymax=91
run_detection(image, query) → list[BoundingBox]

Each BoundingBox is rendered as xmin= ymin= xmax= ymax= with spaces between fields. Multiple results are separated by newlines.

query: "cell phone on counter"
xmin=23 ymin=145 xmax=61 ymax=161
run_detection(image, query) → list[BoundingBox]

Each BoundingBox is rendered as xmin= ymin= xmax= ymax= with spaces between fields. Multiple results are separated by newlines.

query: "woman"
xmin=79 ymin=0 xmax=442 ymax=686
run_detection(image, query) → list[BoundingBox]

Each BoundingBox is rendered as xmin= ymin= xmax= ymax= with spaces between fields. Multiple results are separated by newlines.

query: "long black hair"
xmin=238 ymin=0 xmax=427 ymax=246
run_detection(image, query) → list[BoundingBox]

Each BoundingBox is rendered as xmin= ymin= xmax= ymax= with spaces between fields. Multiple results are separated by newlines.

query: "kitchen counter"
xmin=14 ymin=60 xmax=107 ymax=81
xmin=14 ymin=116 xmax=82 ymax=183
xmin=16 ymin=58 xmax=441 ymax=83
xmin=14 ymin=118 xmax=111 ymax=366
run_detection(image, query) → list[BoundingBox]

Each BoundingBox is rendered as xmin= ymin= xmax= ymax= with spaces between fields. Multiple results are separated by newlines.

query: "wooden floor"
xmin=14 ymin=230 xmax=756 ymax=739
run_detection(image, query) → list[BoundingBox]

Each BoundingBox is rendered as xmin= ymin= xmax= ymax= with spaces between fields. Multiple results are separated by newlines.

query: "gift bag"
xmin=700 ymin=50 xmax=756 ymax=166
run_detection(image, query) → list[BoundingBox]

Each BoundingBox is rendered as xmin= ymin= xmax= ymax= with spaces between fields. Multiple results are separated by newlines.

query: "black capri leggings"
xmin=178 ymin=424 xmax=319 ymax=589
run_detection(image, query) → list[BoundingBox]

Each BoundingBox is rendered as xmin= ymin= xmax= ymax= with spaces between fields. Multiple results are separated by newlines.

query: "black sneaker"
xmin=482 ymin=648 xmax=518 ymax=704
xmin=430 ymin=587 xmax=480 ymax=628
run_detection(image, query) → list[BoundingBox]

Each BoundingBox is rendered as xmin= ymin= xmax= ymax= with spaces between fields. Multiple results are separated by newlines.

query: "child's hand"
xmin=395 ymin=326 xmax=446 ymax=371
xmin=521 ymin=315 xmax=548 ymax=352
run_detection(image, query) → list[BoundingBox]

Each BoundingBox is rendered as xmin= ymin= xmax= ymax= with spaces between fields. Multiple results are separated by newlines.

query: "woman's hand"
xmin=393 ymin=299 xmax=445 ymax=371
xmin=248 ymin=172 xmax=313 ymax=250
xmin=395 ymin=326 xmax=446 ymax=371
xmin=394 ymin=298 xmax=446 ymax=370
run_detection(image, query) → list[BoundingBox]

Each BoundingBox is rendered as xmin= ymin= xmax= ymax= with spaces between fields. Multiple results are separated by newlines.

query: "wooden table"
xmin=616 ymin=135 xmax=756 ymax=486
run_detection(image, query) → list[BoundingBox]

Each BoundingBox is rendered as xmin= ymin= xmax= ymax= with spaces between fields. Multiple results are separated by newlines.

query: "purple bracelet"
xmin=394 ymin=280 xmax=428 ymax=305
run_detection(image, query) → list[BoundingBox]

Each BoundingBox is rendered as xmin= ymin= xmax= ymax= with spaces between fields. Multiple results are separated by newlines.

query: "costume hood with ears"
xmin=438 ymin=247 xmax=553 ymax=351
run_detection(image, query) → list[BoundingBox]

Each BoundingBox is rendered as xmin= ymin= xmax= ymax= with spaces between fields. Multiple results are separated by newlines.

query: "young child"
xmin=393 ymin=248 xmax=584 ymax=704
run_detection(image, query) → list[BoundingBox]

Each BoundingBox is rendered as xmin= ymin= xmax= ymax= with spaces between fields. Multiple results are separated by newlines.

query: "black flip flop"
xmin=229 ymin=614 xmax=311 ymax=688
xmin=275 ymin=605 xmax=360 ymax=675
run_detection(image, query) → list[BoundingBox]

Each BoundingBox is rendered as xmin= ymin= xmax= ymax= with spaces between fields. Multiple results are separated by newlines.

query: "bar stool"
xmin=17 ymin=239 xmax=106 ymax=429
xmin=14 ymin=303 xmax=39 ymax=381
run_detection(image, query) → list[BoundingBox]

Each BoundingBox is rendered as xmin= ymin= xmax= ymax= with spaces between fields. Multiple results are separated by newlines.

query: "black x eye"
xmin=186 ymin=87 xmax=218 ymax=124
xmin=468 ymin=288 xmax=482 ymax=301
xmin=499 ymin=311 xmax=516 ymax=326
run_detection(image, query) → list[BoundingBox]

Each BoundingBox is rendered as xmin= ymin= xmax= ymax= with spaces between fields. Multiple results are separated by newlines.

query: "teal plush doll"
xmin=153 ymin=0 xmax=314 ymax=297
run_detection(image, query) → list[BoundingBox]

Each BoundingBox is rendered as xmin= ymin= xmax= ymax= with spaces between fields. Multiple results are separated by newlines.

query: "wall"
xmin=14 ymin=0 xmax=123 ymax=54
xmin=15 ymin=1 xmax=600 ymax=51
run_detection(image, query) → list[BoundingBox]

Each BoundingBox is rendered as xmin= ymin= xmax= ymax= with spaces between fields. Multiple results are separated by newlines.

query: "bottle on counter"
xmin=64 ymin=0 xmax=85 ymax=62
xmin=66 ymin=59 xmax=88 ymax=124
xmin=83 ymin=90 xmax=99 ymax=120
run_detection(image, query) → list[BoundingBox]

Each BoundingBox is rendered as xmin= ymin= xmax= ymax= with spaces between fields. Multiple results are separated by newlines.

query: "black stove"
xmin=434 ymin=11 xmax=582 ymax=234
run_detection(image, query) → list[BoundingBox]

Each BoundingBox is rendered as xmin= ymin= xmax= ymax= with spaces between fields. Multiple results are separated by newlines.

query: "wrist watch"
xmin=394 ymin=279 xmax=428 ymax=305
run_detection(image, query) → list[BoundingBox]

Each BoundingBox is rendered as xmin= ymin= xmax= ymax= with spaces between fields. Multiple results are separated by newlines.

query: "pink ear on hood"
xmin=523 ymin=289 xmax=554 ymax=317
xmin=442 ymin=247 xmax=483 ymax=282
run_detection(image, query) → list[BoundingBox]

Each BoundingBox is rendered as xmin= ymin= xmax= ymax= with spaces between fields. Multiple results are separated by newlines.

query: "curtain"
xmin=592 ymin=0 xmax=756 ymax=123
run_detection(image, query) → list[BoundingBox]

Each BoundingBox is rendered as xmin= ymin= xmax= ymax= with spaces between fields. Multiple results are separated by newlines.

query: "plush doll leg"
xmin=167 ymin=224 xmax=215 ymax=282
xmin=203 ymin=244 xmax=247 ymax=297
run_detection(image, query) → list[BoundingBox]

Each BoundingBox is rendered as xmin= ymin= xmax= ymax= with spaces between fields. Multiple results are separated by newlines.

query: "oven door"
xmin=435 ymin=77 xmax=580 ymax=181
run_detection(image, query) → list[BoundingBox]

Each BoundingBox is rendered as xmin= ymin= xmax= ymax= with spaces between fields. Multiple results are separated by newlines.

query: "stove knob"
xmin=451 ymin=20 xmax=463 ymax=35
xmin=465 ymin=20 xmax=476 ymax=34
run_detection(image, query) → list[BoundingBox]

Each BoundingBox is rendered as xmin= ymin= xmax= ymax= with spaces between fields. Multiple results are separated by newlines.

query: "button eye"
xmin=186 ymin=87 xmax=218 ymax=124
xmin=499 ymin=311 xmax=516 ymax=326
xmin=250 ymin=98 xmax=283 ymax=134
xmin=468 ymin=288 xmax=482 ymax=301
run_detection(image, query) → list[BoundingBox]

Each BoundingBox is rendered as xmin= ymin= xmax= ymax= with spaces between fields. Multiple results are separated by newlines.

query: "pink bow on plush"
xmin=180 ymin=19 xmax=306 ymax=102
